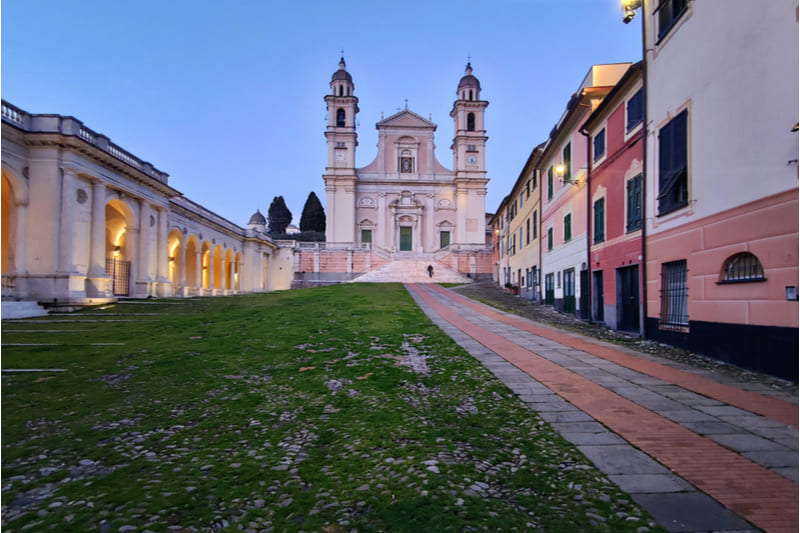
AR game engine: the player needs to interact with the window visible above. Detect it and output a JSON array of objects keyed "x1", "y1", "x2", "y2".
[
  {"x1": 467, "y1": 144, "x2": 476, "y2": 151},
  {"x1": 532, "y1": 210, "x2": 538, "y2": 239},
  {"x1": 467, "y1": 113, "x2": 475, "y2": 131},
  {"x1": 547, "y1": 167, "x2": 554, "y2": 201},
  {"x1": 440, "y1": 231, "x2": 451, "y2": 249},
  {"x1": 557, "y1": 271, "x2": 561, "y2": 289},
  {"x1": 563, "y1": 213, "x2": 572, "y2": 242},
  {"x1": 720, "y1": 253, "x2": 766, "y2": 283},
  {"x1": 658, "y1": 109, "x2": 688, "y2": 215},
  {"x1": 660, "y1": 260, "x2": 688, "y2": 330},
  {"x1": 657, "y1": 0, "x2": 688, "y2": 40},
  {"x1": 336, "y1": 108, "x2": 346, "y2": 127},
  {"x1": 562, "y1": 142, "x2": 572, "y2": 182},
  {"x1": 525, "y1": 180, "x2": 530, "y2": 199},
  {"x1": 593, "y1": 198, "x2": 605, "y2": 243},
  {"x1": 399, "y1": 157, "x2": 414, "y2": 173},
  {"x1": 547, "y1": 227, "x2": 553, "y2": 251},
  {"x1": 526, "y1": 218, "x2": 530, "y2": 245},
  {"x1": 519, "y1": 193, "x2": 524, "y2": 209},
  {"x1": 593, "y1": 129, "x2": 606, "y2": 162},
  {"x1": 532, "y1": 173, "x2": 537, "y2": 189},
  {"x1": 361, "y1": 229, "x2": 372, "y2": 244},
  {"x1": 519, "y1": 269, "x2": 524, "y2": 287},
  {"x1": 626, "y1": 174, "x2": 643, "y2": 232},
  {"x1": 627, "y1": 88, "x2": 644, "y2": 132}
]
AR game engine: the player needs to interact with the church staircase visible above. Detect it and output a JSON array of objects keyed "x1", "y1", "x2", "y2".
[{"x1": 350, "y1": 259, "x2": 473, "y2": 284}]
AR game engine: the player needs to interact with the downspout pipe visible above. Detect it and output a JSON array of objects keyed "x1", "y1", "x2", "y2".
[
  {"x1": 579, "y1": 127, "x2": 592, "y2": 323},
  {"x1": 639, "y1": 4, "x2": 649, "y2": 339}
]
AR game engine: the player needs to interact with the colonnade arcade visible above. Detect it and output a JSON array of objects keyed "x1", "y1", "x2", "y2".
[{"x1": 167, "y1": 229, "x2": 242, "y2": 296}]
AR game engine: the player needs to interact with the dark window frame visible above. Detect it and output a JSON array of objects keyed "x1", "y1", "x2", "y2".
[
  {"x1": 657, "y1": 109, "x2": 689, "y2": 216},
  {"x1": 718, "y1": 252, "x2": 766, "y2": 284},
  {"x1": 593, "y1": 129, "x2": 606, "y2": 162},
  {"x1": 659, "y1": 259, "x2": 689, "y2": 330},
  {"x1": 626, "y1": 88, "x2": 644, "y2": 132},
  {"x1": 593, "y1": 198, "x2": 605, "y2": 244},
  {"x1": 563, "y1": 213, "x2": 572, "y2": 243},
  {"x1": 626, "y1": 174, "x2": 643, "y2": 232},
  {"x1": 656, "y1": 0, "x2": 688, "y2": 41}
]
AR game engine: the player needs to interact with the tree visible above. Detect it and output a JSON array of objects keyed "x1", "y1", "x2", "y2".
[
  {"x1": 267, "y1": 196, "x2": 292, "y2": 235},
  {"x1": 299, "y1": 191, "x2": 326, "y2": 233}
]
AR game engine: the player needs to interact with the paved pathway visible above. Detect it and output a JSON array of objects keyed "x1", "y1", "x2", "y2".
[{"x1": 406, "y1": 283, "x2": 799, "y2": 533}]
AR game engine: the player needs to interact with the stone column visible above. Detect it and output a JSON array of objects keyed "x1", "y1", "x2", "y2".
[
  {"x1": 58, "y1": 168, "x2": 77, "y2": 278},
  {"x1": 377, "y1": 192, "x2": 387, "y2": 250},
  {"x1": 86, "y1": 180, "x2": 109, "y2": 297},
  {"x1": 179, "y1": 245, "x2": 187, "y2": 286},
  {"x1": 426, "y1": 193, "x2": 434, "y2": 252},
  {"x1": 207, "y1": 247, "x2": 215, "y2": 292},
  {"x1": 156, "y1": 207, "x2": 170, "y2": 296},
  {"x1": 137, "y1": 202, "x2": 151, "y2": 297},
  {"x1": 126, "y1": 212, "x2": 138, "y2": 298},
  {"x1": 195, "y1": 250, "x2": 202, "y2": 291}
]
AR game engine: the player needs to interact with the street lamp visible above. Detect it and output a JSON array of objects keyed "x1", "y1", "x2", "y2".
[{"x1": 622, "y1": 0, "x2": 642, "y2": 24}]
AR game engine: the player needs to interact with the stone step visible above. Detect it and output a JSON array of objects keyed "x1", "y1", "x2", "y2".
[
  {"x1": 351, "y1": 260, "x2": 472, "y2": 284},
  {"x1": 2, "y1": 301, "x2": 50, "y2": 319}
]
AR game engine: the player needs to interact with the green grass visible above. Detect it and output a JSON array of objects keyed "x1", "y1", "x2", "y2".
[{"x1": 2, "y1": 284, "x2": 661, "y2": 532}]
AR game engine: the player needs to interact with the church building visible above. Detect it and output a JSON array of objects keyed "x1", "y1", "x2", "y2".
[{"x1": 323, "y1": 58, "x2": 490, "y2": 257}]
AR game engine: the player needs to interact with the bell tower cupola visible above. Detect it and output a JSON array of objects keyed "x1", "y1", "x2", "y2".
[{"x1": 450, "y1": 62, "x2": 488, "y2": 178}]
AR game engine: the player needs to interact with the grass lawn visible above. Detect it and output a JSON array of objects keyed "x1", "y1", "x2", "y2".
[{"x1": 2, "y1": 284, "x2": 661, "y2": 532}]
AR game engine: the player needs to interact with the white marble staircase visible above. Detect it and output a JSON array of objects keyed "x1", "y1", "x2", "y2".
[
  {"x1": 351, "y1": 259, "x2": 473, "y2": 284},
  {"x1": 1, "y1": 301, "x2": 49, "y2": 319}
]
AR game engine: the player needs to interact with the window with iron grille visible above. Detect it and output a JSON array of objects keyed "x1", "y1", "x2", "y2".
[
  {"x1": 658, "y1": 109, "x2": 688, "y2": 215},
  {"x1": 626, "y1": 88, "x2": 644, "y2": 132},
  {"x1": 593, "y1": 198, "x2": 605, "y2": 243},
  {"x1": 659, "y1": 260, "x2": 688, "y2": 330},
  {"x1": 656, "y1": 0, "x2": 688, "y2": 40},
  {"x1": 563, "y1": 213, "x2": 572, "y2": 243},
  {"x1": 719, "y1": 252, "x2": 766, "y2": 283},
  {"x1": 627, "y1": 174, "x2": 643, "y2": 232},
  {"x1": 593, "y1": 129, "x2": 606, "y2": 162}
]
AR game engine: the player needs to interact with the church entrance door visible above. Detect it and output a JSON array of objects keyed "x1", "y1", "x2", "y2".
[{"x1": 400, "y1": 227, "x2": 413, "y2": 251}]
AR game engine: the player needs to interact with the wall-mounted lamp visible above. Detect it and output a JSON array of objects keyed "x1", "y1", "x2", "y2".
[
  {"x1": 622, "y1": 0, "x2": 642, "y2": 24},
  {"x1": 168, "y1": 256, "x2": 175, "y2": 263},
  {"x1": 555, "y1": 163, "x2": 578, "y2": 185}
]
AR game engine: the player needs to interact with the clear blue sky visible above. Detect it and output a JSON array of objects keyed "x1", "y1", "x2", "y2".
[{"x1": 2, "y1": 0, "x2": 641, "y2": 226}]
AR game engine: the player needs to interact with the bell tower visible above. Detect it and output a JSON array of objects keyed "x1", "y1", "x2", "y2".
[
  {"x1": 323, "y1": 57, "x2": 359, "y2": 242},
  {"x1": 450, "y1": 62, "x2": 489, "y2": 245}
]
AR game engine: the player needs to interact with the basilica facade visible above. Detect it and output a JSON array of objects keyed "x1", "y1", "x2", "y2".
[{"x1": 323, "y1": 59, "x2": 490, "y2": 255}]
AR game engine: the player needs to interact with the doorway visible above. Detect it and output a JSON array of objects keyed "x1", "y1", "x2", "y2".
[
  {"x1": 400, "y1": 226, "x2": 412, "y2": 251},
  {"x1": 618, "y1": 265, "x2": 640, "y2": 332},
  {"x1": 563, "y1": 268, "x2": 576, "y2": 314}
]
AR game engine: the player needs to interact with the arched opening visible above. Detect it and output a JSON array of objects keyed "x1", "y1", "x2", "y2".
[
  {"x1": 234, "y1": 251, "x2": 242, "y2": 291},
  {"x1": 336, "y1": 108, "x2": 346, "y2": 127},
  {"x1": 213, "y1": 244, "x2": 223, "y2": 289},
  {"x1": 2, "y1": 173, "x2": 18, "y2": 279},
  {"x1": 467, "y1": 112, "x2": 475, "y2": 131},
  {"x1": 339, "y1": 85, "x2": 343, "y2": 97},
  {"x1": 224, "y1": 248, "x2": 233, "y2": 290},
  {"x1": 201, "y1": 241, "x2": 212, "y2": 289},
  {"x1": 469, "y1": 90, "x2": 473, "y2": 101},
  {"x1": 168, "y1": 229, "x2": 183, "y2": 290},
  {"x1": 720, "y1": 252, "x2": 766, "y2": 283},
  {"x1": 185, "y1": 236, "x2": 199, "y2": 288},
  {"x1": 105, "y1": 199, "x2": 135, "y2": 296}
]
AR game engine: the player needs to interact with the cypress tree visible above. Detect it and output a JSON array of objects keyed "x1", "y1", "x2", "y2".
[
  {"x1": 267, "y1": 196, "x2": 292, "y2": 235},
  {"x1": 299, "y1": 191, "x2": 326, "y2": 233}
]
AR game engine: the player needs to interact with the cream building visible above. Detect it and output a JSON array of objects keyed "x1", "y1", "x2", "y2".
[
  {"x1": 1, "y1": 101, "x2": 291, "y2": 311},
  {"x1": 324, "y1": 59, "x2": 489, "y2": 256}
]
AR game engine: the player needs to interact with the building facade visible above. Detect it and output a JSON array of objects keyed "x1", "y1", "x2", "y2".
[
  {"x1": 297, "y1": 59, "x2": 492, "y2": 283},
  {"x1": 1, "y1": 101, "x2": 291, "y2": 309},
  {"x1": 540, "y1": 64, "x2": 631, "y2": 316},
  {"x1": 581, "y1": 63, "x2": 645, "y2": 333},
  {"x1": 640, "y1": 0, "x2": 798, "y2": 378}
]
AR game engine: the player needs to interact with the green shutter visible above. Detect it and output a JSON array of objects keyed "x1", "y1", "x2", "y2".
[
  {"x1": 594, "y1": 199, "x2": 605, "y2": 243},
  {"x1": 564, "y1": 214, "x2": 572, "y2": 242}
]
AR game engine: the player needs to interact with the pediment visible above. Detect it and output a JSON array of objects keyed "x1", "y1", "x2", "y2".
[{"x1": 377, "y1": 109, "x2": 436, "y2": 130}]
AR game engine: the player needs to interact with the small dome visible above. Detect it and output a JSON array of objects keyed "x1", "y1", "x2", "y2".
[
  {"x1": 458, "y1": 62, "x2": 481, "y2": 90},
  {"x1": 331, "y1": 57, "x2": 353, "y2": 83},
  {"x1": 248, "y1": 209, "x2": 266, "y2": 226}
]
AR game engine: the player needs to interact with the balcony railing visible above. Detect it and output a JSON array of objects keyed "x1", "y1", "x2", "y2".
[{"x1": 2, "y1": 99, "x2": 169, "y2": 184}]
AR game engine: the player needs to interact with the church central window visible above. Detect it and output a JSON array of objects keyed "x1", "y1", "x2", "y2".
[
  {"x1": 467, "y1": 113, "x2": 475, "y2": 131},
  {"x1": 336, "y1": 108, "x2": 346, "y2": 127}
]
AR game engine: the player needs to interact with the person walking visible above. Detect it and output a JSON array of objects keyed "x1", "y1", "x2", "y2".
[{"x1": 427, "y1": 264, "x2": 434, "y2": 278}]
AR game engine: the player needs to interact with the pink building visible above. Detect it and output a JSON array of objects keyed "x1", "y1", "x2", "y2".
[{"x1": 581, "y1": 63, "x2": 645, "y2": 333}]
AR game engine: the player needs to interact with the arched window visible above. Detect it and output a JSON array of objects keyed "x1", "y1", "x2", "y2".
[
  {"x1": 467, "y1": 112, "x2": 475, "y2": 131},
  {"x1": 720, "y1": 252, "x2": 766, "y2": 283},
  {"x1": 336, "y1": 108, "x2": 346, "y2": 127}
]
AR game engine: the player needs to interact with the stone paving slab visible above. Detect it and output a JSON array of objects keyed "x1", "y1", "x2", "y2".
[
  {"x1": 406, "y1": 283, "x2": 799, "y2": 533},
  {"x1": 631, "y1": 493, "x2": 754, "y2": 532}
]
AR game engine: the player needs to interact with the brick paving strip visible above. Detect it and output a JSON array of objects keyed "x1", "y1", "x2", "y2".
[
  {"x1": 429, "y1": 284, "x2": 798, "y2": 429},
  {"x1": 406, "y1": 283, "x2": 798, "y2": 533}
]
